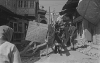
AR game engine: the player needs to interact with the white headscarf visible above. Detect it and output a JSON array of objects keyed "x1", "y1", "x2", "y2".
[{"x1": 0, "y1": 25, "x2": 13, "y2": 42}]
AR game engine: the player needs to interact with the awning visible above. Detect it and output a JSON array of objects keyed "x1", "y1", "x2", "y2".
[
  {"x1": 59, "y1": 8, "x2": 76, "y2": 15},
  {"x1": 77, "y1": 0, "x2": 100, "y2": 25},
  {"x1": 0, "y1": 5, "x2": 36, "y2": 20},
  {"x1": 62, "y1": 0, "x2": 79, "y2": 10},
  {"x1": 0, "y1": 5, "x2": 23, "y2": 18},
  {"x1": 0, "y1": 5, "x2": 14, "y2": 15}
]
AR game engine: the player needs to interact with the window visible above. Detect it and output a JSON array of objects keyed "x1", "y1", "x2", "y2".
[
  {"x1": 24, "y1": 1, "x2": 28, "y2": 8},
  {"x1": 25, "y1": 23, "x2": 28, "y2": 31},
  {"x1": 13, "y1": 33, "x2": 22, "y2": 41},
  {"x1": 9, "y1": 22, "x2": 13, "y2": 29},
  {"x1": 20, "y1": 1, "x2": 23, "y2": 7},
  {"x1": 9, "y1": 22, "x2": 23, "y2": 32},
  {"x1": 30, "y1": 1, "x2": 34, "y2": 8},
  {"x1": 13, "y1": 4, "x2": 16, "y2": 8},
  {"x1": 18, "y1": 1, "x2": 20, "y2": 7},
  {"x1": 14, "y1": 23, "x2": 18, "y2": 32},
  {"x1": 18, "y1": 1, "x2": 23, "y2": 8},
  {"x1": 25, "y1": 23, "x2": 28, "y2": 36},
  {"x1": 18, "y1": 22, "x2": 22, "y2": 32},
  {"x1": 9, "y1": 22, "x2": 24, "y2": 42},
  {"x1": 6, "y1": 0, "x2": 9, "y2": 6}
]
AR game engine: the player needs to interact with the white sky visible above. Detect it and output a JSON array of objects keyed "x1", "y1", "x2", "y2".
[{"x1": 39, "y1": 0, "x2": 67, "y2": 13}]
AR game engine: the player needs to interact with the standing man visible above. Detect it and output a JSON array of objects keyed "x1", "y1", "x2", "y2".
[{"x1": 68, "y1": 22, "x2": 77, "y2": 50}]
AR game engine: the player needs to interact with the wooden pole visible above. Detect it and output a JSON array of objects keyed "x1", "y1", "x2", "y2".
[{"x1": 49, "y1": 6, "x2": 50, "y2": 24}]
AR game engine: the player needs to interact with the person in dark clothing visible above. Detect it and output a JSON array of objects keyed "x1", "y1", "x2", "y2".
[
  {"x1": 68, "y1": 25, "x2": 77, "y2": 50},
  {"x1": 54, "y1": 22, "x2": 70, "y2": 56},
  {"x1": 54, "y1": 31, "x2": 67, "y2": 54},
  {"x1": 54, "y1": 23, "x2": 62, "y2": 54},
  {"x1": 63, "y1": 25, "x2": 70, "y2": 47}
]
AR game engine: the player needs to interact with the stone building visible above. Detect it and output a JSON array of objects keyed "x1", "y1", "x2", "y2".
[{"x1": 0, "y1": 0, "x2": 39, "y2": 43}]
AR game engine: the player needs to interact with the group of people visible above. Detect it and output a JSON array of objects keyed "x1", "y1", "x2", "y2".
[
  {"x1": 0, "y1": 14, "x2": 77, "y2": 63},
  {"x1": 49, "y1": 14, "x2": 77, "y2": 55}
]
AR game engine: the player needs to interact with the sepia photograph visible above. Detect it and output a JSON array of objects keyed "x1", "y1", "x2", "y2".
[{"x1": 0, "y1": 0, "x2": 100, "y2": 63}]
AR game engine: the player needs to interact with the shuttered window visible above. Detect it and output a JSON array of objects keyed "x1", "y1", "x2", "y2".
[
  {"x1": 30, "y1": 1, "x2": 34, "y2": 8},
  {"x1": 18, "y1": 1, "x2": 23, "y2": 8},
  {"x1": 24, "y1": 1, "x2": 28, "y2": 8}
]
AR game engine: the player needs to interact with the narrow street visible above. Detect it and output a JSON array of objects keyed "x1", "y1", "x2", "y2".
[
  {"x1": 34, "y1": 50, "x2": 99, "y2": 63},
  {"x1": 21, "y1": 46, "x2": 100, "y2": 63},
  {"x1": 0, "y1": 0, "x2": 100, "y2": 63}
]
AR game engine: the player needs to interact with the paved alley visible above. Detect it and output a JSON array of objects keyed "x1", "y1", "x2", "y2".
[{"x1": 34, "y1": 51, "x2": 99, "y2": 63}]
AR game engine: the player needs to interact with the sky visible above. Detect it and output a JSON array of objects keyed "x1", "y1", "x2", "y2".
[{"x1": 39, "y1": 0, "x2": 67, "y2": 13}]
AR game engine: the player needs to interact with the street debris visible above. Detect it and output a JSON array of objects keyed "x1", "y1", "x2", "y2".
[{"x1": 77, "y1": 43, "x2": 100, "y2": 59}]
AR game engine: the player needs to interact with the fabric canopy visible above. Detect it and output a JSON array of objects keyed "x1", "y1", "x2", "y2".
[
  {"x1": 77, "y1": 0, "x2": 100, "y2": 25},
  {"x1": 62, "y1": 0, "x2": 79, "y2": 10}
]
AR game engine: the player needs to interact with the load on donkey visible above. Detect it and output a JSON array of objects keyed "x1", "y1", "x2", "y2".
[
  {"x1": 20, "y1": 21, "x2": 55, "y2": 58},
  {"x1": 20, "y1": 18, "x2": 70, "y2": 58}
]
